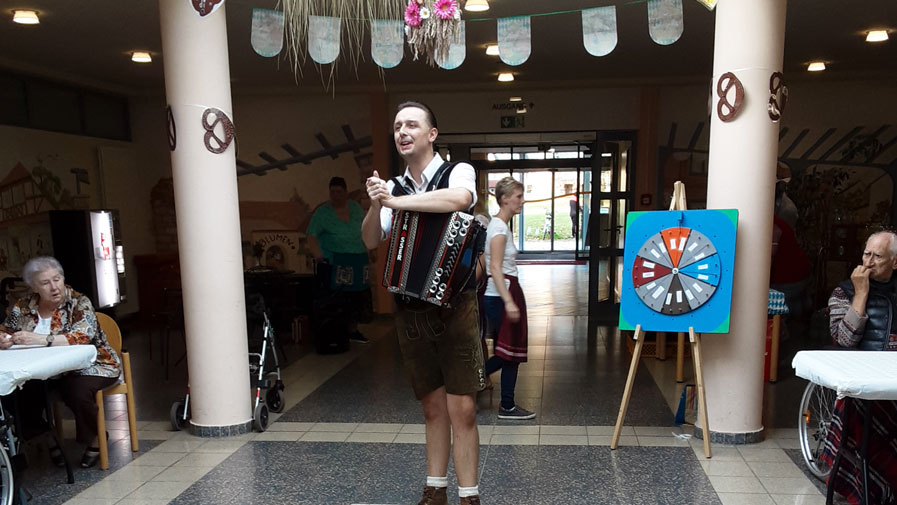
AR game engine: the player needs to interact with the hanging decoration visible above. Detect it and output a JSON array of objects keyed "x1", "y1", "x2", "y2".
[
  {"x1": 405, "y1": 0, "x2": 463, "y2": 66},
  {"x1": 436, "y1": 20, "x2": 466, "y2": 69},
  {"x1": 371, "y1": 19, "x2": 404, "y2": 68},
  {"x1": 716, "y1": 72, "x2": 744, "y2": 123},
  {"x1": 767, "y1": 72, "x2": 788, "y2": 122},
  {"x1": 497, "y1": 16, "x2": 531, "y2": 66},
  {"x1": 201, "y1": 108, "x2": 236, "y2": 155},
  {"x1": 647, "y1": 0, "x2": 684, "y2": 46},
  {"x1": 190, "y1": 0, "x2": 224, "y2": 17},
  {"x1": 251, "y1": 8, "x2": 285, "y2": 58},
  {"x1": 308, "y1": 16, "x2": 341, "y2": 64},
  {"x1": 582, "y1": 6, "x2": 617, "y2": 57}
]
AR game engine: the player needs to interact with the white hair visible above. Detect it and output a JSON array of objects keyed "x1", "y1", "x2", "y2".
[
  {"x1": 22, "y1": 256, "x2": 65, "y2": 289},
  {"x1": 867, "y1": 231, "x2": 897, "y2": 258}
]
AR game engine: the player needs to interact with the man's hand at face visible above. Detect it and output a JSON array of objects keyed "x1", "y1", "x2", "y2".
[{"x1": 851, "y1": 265, "x2": 871, "y2": 296}]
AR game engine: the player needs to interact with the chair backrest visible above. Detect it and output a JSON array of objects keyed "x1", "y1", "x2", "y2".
[{"x1": 96, "y1": 313, "x2": 123, "y2": 354}]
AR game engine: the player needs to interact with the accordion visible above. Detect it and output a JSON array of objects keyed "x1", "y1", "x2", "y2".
[{"x1": 383, "y1": 210, "x2": 486, "y2": 307}]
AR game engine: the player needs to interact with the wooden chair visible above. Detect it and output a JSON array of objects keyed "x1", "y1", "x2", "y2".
[{"x1": 95, "y1": 313, "x2": 139, "y2": 470}]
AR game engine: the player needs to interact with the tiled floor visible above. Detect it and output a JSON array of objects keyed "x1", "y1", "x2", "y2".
[{"x1": 11, "y1": 264, "x2": 842, "y2": 504}]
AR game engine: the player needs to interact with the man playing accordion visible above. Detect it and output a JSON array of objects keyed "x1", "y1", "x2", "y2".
[{"x1": 362, "y1": 102, "x2": 485, "y2": 505}]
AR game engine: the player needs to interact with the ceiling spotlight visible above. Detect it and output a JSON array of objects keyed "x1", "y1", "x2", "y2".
[
  {"x1": 465, "y1": 0, "x2": 489, "y2": 12},
  {"x1": 516, "y1": 107, "x2": 527, "y2": 114},
  {"x1": 509, "y1": 96, "x2": 522, "y2": 102},
  {"x1": 866, "y1": 30, "x2": 889, "y2": 43},
  {"x1": 12, "y1": 10, "x2": 39, "y2": 25},
  {"x1": 807, "y1": 61, "x2": 826, "y2": 72},
  {"x1": 131, "y1": 51, "x2": 153, "y2": 63},
  {"x1": 497, "y1": 72, "x2": 514, "y2": 82},
  {"x1": 485, "y1": 44, "x2": 499, "y2": 56}
]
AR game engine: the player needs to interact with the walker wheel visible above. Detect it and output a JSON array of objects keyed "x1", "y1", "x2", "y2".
[
  {"x1": 253, "y1": 403, "x2": 269, "y2": 432},
  {"x1": 170, "y1": 401, "x2": 189, "y2": 431},
  {"x1": 266, "y1": 388, "x2": 285, "y2": 413}
]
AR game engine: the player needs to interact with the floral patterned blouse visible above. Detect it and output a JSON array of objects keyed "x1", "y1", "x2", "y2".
[{"x1": 1, "y1": 286, "x2": 121, "y2": 379}]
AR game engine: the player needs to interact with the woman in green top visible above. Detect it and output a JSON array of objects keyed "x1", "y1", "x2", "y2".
[{"x1": 306, "y1": 177, "x2": 371, "y2": 343}]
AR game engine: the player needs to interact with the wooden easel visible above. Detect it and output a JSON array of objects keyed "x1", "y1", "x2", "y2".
[{"x1": 610, "y1": 181, "x2": 712, "y2": 458}]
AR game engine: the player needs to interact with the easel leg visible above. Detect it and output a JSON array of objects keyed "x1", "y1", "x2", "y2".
[
  {"x1": 657, "y1": 332, "x2": 667, "y2": 360},
  {"x1": 676, "y1": 332, "x2": 685, "y2": 383},
  {"x1": 690, "y1": 328, "x2": 712, "y2": 459},
  {"x1": 611, "y1": 325, "x2": 643, "y2": 450},
  {"x1": 769, "y1": 315, "x2": 780, "y2": 383}
]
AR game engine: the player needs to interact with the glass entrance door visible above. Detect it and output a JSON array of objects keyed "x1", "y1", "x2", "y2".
[{"x1": 588, "y1": 134, "x2": 635, "y2": 327}]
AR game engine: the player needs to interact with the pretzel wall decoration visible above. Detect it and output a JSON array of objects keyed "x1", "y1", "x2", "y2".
[
  {"x1": 716, "y1": 72, "x2": 744, "y2": 123},
  {"x1": 201, "y1": 107, "x2": 236, "y2": 154},
  {"x1": 167, "y1": 106, "x2": 177, "y2": 151},
  {"x1": 192, "y1": 0, "x2": 223, "y2": 17},
  {"x1": 767, "y1": 72, "x2": 788, "y2": 122}
]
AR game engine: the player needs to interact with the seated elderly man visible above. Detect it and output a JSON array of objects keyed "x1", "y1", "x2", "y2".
[
  {"x1": 0, "y1": 256, "x2": 121, "y2": 468},
  {"x1": 822, "y1": 231, "x2": 897, "y2": 505}
]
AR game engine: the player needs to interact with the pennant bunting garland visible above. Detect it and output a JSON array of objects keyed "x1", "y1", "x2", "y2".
[
  {"x1": 251, "y1": 9, "x2": 285, "y2": 58},
  {"x1": 497, "y1": 16, "x2": 531, "y2": 66},
  {"x1": 308, "y1": 15, "x2": 341, "y2": 64},
  {"x1": 582, "y1": 6, "x2": 617, "y2": 57},
  {"x1": 647, "y1": 0, "x2": 684, "y2": 46},
  {"x1": 436, "y1": 21, "x2": 466, "y2": 70},
  {"x1": 371, "y1": 19, "x2": 404, "y2": 68}
]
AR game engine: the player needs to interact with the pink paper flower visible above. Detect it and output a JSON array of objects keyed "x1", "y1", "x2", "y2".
[
  {"x1": 405, "y1": 0, "x2": 421, "y2": 27},
  {"x1": 433, "y1": 0, "x2": 458, "y2": 20}
]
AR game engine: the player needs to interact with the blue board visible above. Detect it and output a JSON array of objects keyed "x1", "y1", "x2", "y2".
[{"x1": 619, "y1": 209, "x2": 738, "y2": 333}]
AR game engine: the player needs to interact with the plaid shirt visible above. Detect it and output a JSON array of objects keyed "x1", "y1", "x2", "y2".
[{"x1": 1, "y1": 286, "x2": 121, "y2": 379}]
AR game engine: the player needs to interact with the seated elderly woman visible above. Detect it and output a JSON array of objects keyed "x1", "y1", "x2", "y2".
[{"x1": 0, "y1": 256, "x2": 121, "y2": 468}]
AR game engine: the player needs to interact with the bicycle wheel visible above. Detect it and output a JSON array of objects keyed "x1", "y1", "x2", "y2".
[
  {"x1": 797, "y1": 382, "x2": 836, "y2": 481},
  {"x1": 0, "y1": 446, "x2": 13, "y2": 505}
]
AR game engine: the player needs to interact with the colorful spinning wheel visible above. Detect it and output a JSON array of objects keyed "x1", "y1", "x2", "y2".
[
  {"x1": 631, "y1": 228, "x2": 721, "y2": 315},
  {"x1": 619, "y1": 210, "x2": 738, "y2": 333}
]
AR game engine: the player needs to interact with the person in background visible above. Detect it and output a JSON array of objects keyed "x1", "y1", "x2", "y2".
[
  {"x1": 0, "y1": 256, "x2": 121, "y2": 468},
  {"x1": 821, "y1": 230, "x2": 897, "y2": 504},
  {"x1": 307, "y1": 176, "x2": 371, "y2": 344},
  {"x1": 482, "y1": 177, "x2": 534, "y2": 421}
]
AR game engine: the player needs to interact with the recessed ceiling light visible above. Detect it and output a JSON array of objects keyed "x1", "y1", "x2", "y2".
[
  {"x1": 498, "y1": 72, "x2": 514, "y2": 82},
  {"x1": 509, "y1": 96, "x2": 522, "y2": 102},
  {"x1": 131, "y1": 51, "x2": 153, "y2": 63},
  {"x1": 465, "y1": 0, "x2": 489, "y2": 12},
  {"x1": 866, "y1": 30, "x2": 889, "y2": 43},
  {"x1": 485, "y1": 44, "x2": 499, "y2": 56},
  {"x1": 807, "y1": 61, "x2": 826, "y2": 72},
  {"x1": 516, "y1": 107, "x2": 527, "y2": 114},
  {"x1": 13, "y1": 10, "x2": 39, "y2": 25},
  {"x1": 601, "y1": 153, "x2": 613, "y2": 158}
]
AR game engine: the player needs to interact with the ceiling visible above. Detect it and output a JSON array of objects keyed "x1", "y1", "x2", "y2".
[{"x1": 1, "y1": 0, "x2": 895, "y2": 95}]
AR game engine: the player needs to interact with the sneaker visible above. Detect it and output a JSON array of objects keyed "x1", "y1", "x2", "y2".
[
  {"x1": 459, "y1": 496, "x2": 481, "y2": 505},
  {"x1": 498, "y1": 405, "x2": 536, "y2": 420},
  {"x1": 417, "y1": 486, "x2": 448, "y2": 505},
  {"x1": 349, "y1": 331, "x2": 370, "y2": 344}
]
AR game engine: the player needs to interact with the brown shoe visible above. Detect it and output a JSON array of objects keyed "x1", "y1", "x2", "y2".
[
  {"x1": 417, "y1": 486, "x2": 448, "y2": 505},
  {"x1": 459, "y1": 496, "x2": 481, "y2": 505}
]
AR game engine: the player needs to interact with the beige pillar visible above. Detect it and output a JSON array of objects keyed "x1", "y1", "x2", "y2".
[
  {"x1": 702, "y1": 0, "x2": 786, "y2": 442},
  {"x1": 159, "y1": 0, "x2": 252, "y2": 434}
]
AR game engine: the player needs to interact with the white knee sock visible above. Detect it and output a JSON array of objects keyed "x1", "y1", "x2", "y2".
[
  {"x1": 458, "y1": 485, "x2": 479, "y2": 498},
  {"x1": 427, "y1": 476, "x2": 448, "y2": 488}
]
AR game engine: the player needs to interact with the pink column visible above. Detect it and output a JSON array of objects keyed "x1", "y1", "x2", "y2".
[
  {"x1": 702, "y1": 0, "x2": 787, "y2": 443},
  {"x1": 159, "y1": 0, "x2": 251, "y2": 435}
]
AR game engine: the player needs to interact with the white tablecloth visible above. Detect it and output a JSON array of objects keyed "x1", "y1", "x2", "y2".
[
  {"x1": 0, "y1": 345, "x2": 98, "y2": 396},
  {"x1": 792, "y1": 350, "x2": 897, "y2": 401}
]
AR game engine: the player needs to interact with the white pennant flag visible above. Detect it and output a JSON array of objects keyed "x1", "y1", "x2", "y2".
[
  {"x1": 582, "y1": 6, "x2": 617, "y2": 57},
  {"x1": 498, "y1": 16, "x2": 531, "y2": 66},
  {"x1": 371, "y1": 19, "x2": 404, "y2": 69},
  {"x1": 251, "y1": 8, "x2": 284, "y2": 58},
  {"x1": 647, "y1": 0, "x2": 684, "y2": 46},
  {"x1": 309, "y1": 15, "x2": 341, "y2": 64},
  {"x1": 436, "y1": 21, "x2": 466, "y2": 70}
]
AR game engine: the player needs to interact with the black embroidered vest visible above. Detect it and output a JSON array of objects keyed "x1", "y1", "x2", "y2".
[{"x1": 838, "y1": 277, "x2": 897, "y2": 351}]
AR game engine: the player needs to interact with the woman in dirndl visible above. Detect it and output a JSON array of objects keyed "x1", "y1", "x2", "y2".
[{"x1": 482, "y1": 176, "x2": 534, "y2": 420}]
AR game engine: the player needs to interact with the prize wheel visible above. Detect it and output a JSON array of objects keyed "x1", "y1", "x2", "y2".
[{"x1": 631, "y1": 227, "x2": 722, "y2": 315}]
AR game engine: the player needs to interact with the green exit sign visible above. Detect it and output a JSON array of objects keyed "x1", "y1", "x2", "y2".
[{"x1": 500, "y1": 115, "x2": 525, "y2": 129}]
